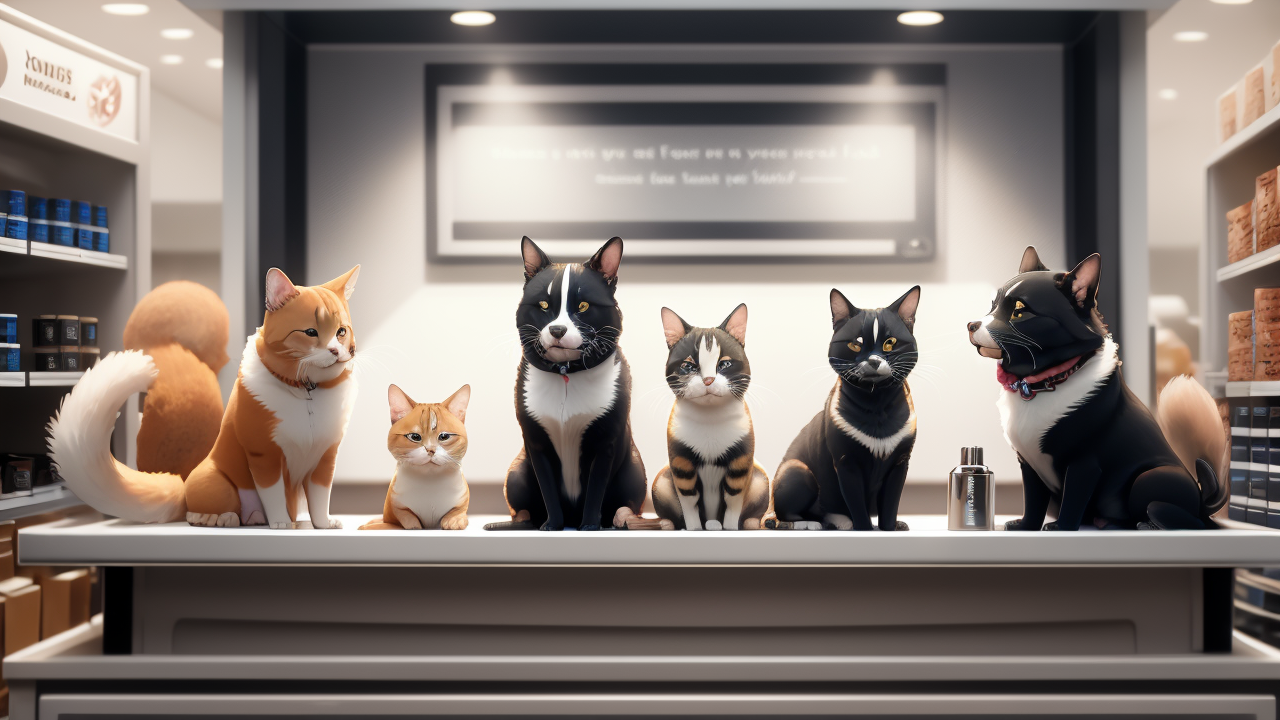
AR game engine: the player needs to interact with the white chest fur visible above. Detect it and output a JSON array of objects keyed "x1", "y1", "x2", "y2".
[
  {"x1": 391, "y1": 466, "x2": 467, "y2": 528},
  {"x1": 239, "y1": 335, "x2": 357, "y2": 485},
  {"x1": 827, "y1": 387, "x2": 916, "y2": 460},
  {"x1": 997, "y1": 337, "x2": 1119, "y2": 492},
  {"x1": 522, "y1": 356, "x2": 621, "y2": 501},
  {"x1": 670, "y1": 400, "x2": 751, "y2": 462}
]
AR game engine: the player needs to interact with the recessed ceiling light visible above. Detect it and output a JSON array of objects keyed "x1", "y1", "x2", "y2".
[
  {"x1": 897, "y1": 11, "x2": 943, "y2": 26},
  {"x1": 450, "y1": 10, "x2": 495, "y2": 26},
  {"x1": 1210, "y1": 0, "x2": 1252, "y2": 4},
  {"x1": 160, "y1": 55, "x2": 183, "y2": 65},
  {"x1": 101, "y1": 3, "x2": 149, "y2": 15},
  {"x1": 206, "y1": 58, "x2": 223, "y2": 69},
  {"x1": 1158, "y1": 88, "x2": 1178, "y2": 100},
  {"x1": 1174, "y1": 30, "x2": 1208, "y2": 42},
  {"x1": 161, "y1": 28, "x2": 193, "y2": 40}
]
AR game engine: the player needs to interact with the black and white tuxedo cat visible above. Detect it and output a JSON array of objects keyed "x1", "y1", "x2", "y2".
[
  {"x1": 486, "y1": 236, "x2": 647, "y2": 531},
  {"x1": 968, "y1": 247, "x2": 1227, "y2": 530},
  {"x1": 651, "y1": 305, "x2": 771, "y2": 530},
  {"x1": 767, "y1": 287, "x2": 921, "y2": 531}
]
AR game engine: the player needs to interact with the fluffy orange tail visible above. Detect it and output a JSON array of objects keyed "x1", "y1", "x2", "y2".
[
  {"x1": 1157, "y1": 375, "x2": 1229, "y2": 514},
  {"x1": 47, "y1": 351, "x2": 187, "y2": 523}
]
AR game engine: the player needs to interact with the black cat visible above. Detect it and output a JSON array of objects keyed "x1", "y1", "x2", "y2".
[
  {"x1": 485, "y1": 236, "x2": 647, "y2": 531},
  {"x1": 968, "y1": 247, "x2": 1226, "y2": 530},
  {"x1": 767, "y1": 287, "x2": 921, "y2": 531}
]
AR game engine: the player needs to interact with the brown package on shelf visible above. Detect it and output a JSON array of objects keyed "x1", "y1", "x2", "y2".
[
  {"x1": 1258, "y1": 168, "x2": 1280, "y2": 252},
  {"x1": 1245, "y1": 65, "x2": 1268, "y2": 127},
  {"x1": 0, "y1": 521, "x2": 15, "y2": 581},
  {"x1": 35, "y1": 570, "x2": 77, "y2": 639},
  {"x1": 61, "y1": 569, "x2": 91, "y2": 627},
  {"x1": 1221, "y1": 82, "x2": 1241, "y2": 142},
  {"x1": 1229, "y1": 199, "x2": 1257, "y2": 262},
  {"x1": 1229, "y1": 310, "x2": 1255, "y2": 381},
  {"x1": 0, "y1": 576, "x2": 41, "y2": 655},
  {"x1": 1272, "y1": 41, "x2": 1280, "y2": 111},
  {"x1": 1257, "y1": 289, "x2": 1280, "y2": 381}
]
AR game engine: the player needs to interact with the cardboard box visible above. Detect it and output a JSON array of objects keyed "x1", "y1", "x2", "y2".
[
  {"x1": 35, "y1": 571, "x2": 72, "y2": 639},
  {"x1": 61, "y1": 569, "x2": 91, "y2": 627},
  {"x1": 0, "y1": 577, "x2": 40, "y2": 655},
  {"x1": 1229, "y1": 199, "x2": 1256, "y2": 262},
  {"x1": 1271, "y1": 41, "x2": 1280, "y2": 112},
  {"x1": 0, "y1": 521, "x2": 15, "y2": 582},
  {"x1": 1221, "y1": 82, "x2": 1242, "y2": 142},
  {"x1": 1259, "y1": 169, "x2": 1280, "y2": 253},
  {"x1": 1256, "y1": 289, "x2": 1280, "y2": 381},
  {"x1": 1230, "y1": 310, "x2": 1256, "y2": 381},
  {"x1": 1245, "y1": 64, "x2": 1268, "y2": 127}
]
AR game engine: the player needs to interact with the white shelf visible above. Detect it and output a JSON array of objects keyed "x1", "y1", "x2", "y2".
[
  {"x1": 1219, "y1": 243, "x2": 1280, "y2": 282},
  {"x1": 1209, "y1": 101, "x2": 1280, "y2": 170},
  {"x1": 18, "y1": 513, "x2": 1280, "y2": 568},
  {"x1": 27, "y1": 371, "x2": 82, "y2": 387},
  {"x1": 0, "y1": 371, "x2": 24, "y2": 387},
  {"x1": 0, "y1": 485, "x2": 81, "y2": 521},
  {"x1": 1226, "y1": 381, "x2": 1280, "y2": 397},
  {"x1": 0, "y1": 236, "x2": 25, "y2": 255},
  {"x1": 27, "y1": 242, "x2": 127, "y2": 270}
]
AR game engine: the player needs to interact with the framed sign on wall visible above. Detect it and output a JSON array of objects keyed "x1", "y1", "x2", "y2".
[{"x1": 427, "y1": 64, "x2": 944, "y2": 263}]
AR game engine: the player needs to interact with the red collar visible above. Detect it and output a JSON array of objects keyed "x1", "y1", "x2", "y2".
[{"x1": 996, "y1": 355, "x2": 1086, "y2": 400}]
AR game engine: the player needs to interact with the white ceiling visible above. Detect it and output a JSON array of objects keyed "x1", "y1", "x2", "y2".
[
  {"x1": 3, "y1": 0, "x2": 222, "y2": 122},
  {"x1": 1148, "y1": 0, "x2": 1280, "y2": 249}
]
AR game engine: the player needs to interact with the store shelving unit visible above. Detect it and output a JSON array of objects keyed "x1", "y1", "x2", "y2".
[
  {"x1": 1201, "y1": 99, "x2": 1280, "y2": 388},
  {"x1": 0, "y1": 5, "x2": 150, "y2": 520}
]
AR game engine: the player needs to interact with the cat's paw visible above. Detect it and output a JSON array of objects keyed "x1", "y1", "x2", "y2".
[
  {"x1": 440, "y1": 514, "x2": 468, "y2": 531},
  {"x1": 762, "y1": 514, "x2": 778, "y2": 529},
  {"x1": 1004, "y1": 518, "x2": 1038, "y2": 531},
  {"x1": 187, "y1": 511, "x2": 239, "y2": 528},
  {"x1": 823, "y1": 514, "x2": 854, "y2": 531},
  {"x1": 742, "y1": 518, "x2": 761, "y2": 530},
  {"x1": 1041, "y1": 522, "x2": 1075, "y2": 531},
  {"x1": 577, "y1": 523, "x2": 602, "y2": 531},
  {"x1": 243, "y1": 510, "x2": 266, "y2": 526},
  {"x1": 612, "y1": 507, "x2": 636, "y2": 528},
  {"x1": 540, "y1": 519, "x2": 564, "y2": 531},
  {"x1": 704, "y1": 520, "x2": 723, "y2": 531},
  {"x1": 317, "y1": 517, "x2": 343, "y2": 530},
  {"x1": 269, "y1": 520, "x2": 293, "y2": 530},
  {"x1": 1136, "y1": 521, "x2": 1159, "y2": 531},
  {"x1": 894, "y1": 520, "x2": 910, "y2": 531},
  {"x1": 400, "y1": 516, "x2": 423, "y2": 530}
]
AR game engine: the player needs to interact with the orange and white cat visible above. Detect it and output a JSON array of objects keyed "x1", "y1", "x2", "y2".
[
  {"x1": 49, "y1": 266, "x2": 361, "y2": 529},
  {"x1": 360, "y1": 384, "x2": 470, "y2": 531}
]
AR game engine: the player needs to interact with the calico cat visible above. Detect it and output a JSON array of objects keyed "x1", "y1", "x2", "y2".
[
  {"x1": 49, "y1": 266, "x2": 361, "y2": 529},
  {"x1": 767, "y1": 287, "x2": 921, "y2": 531},
  {"x1": 360, "y1": 384, "x2": 471, "y2": 531},
  {"x1": 487, "y1": 236, "x2": 647, "y2": 531},
  {"x1": 651, "y1": 304, "x2": 770, "y2": 530}
]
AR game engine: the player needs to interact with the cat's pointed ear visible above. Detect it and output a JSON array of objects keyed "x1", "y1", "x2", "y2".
[
  {"x1": 660, "y1": 307, "x2": 691, "y2": 349},
  {"x1": 322, "y1": 265, "x2": 360, "y2": 301},
  {"x1": 830, "y1": 289, "x2": 858, "y2": 330},
  {"x1": 1019, "y1": 246, "x2": 1048, "y2": 274},
  {"x1": 521, "y1": 236, "x2": 551, "y2": 282},
  {"x1": 388, "y1": 384, "x2": 416, "y2": 424},
  {"x1": 719, "y1": 303, "x2": 748, "y2": 346},
  {"x1": 1060, "y1": 253, "x2": 1101, "y2": 310},
  {"x1": 264, "y1": 268, "x2": 300, "y2": 312},
  {"x1": 889, "y1": 286, "x2": 921, "y2": 331},
  {"x1": 444, "y1": 384, "x2": 471, "y2": 424},
  {"x1": 587, "y1": 236, "x2": 623, "y2": 283}
]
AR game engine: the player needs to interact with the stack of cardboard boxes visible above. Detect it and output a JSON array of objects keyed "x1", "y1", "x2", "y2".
[
  {"x1": 1226, "y1": 168, "x2": 1280, "y2": 265},
  {"x1": 1218, "y1": 39, "x2": 1280, "y2": 144}
]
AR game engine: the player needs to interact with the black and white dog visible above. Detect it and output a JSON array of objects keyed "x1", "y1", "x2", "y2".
[
  {"x1": 487, "y1": 236, "x2": 647, "y2": 531},
  {"x1": 968, "y1": 247, "x2": 1227, "y2": 530},
  {"x1": 767, "y1": 287, "x2": 921, "y2": 531}
]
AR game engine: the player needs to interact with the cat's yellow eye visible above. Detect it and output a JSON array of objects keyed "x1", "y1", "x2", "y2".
[
  {"x1": 538, "y1": 301, "x2": 548, "y2": 310},
  {"x1": 883, "y1": 337, "x2": 897, "y2": 352},
  {"x1": 848, "y1": 342, "x2": 861, "y2": 353},
  {"x1": 578, "y1": 301, "x2": 589, "y2": 312},
  {"x1": 1012, "y1": 300, "x2": 1025, "y2": 320}
]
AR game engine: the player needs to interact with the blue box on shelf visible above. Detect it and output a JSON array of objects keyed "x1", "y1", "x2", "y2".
[
  {"x1": 0, "y1": 343, "x2": 16, "y2": 372},
  {"x1": 72, "y1": 201, "x2": 92, "y2": 250},
  {"x1": 4, "y1": 189, "x2": 26, "y2": 240},
  {"x1": 27, "y1": 196, "x2": 48, "y2": 243},
  {"x1": 51, "y1": 198, "x2": 73, "y2": 246},
  {"x1": 92, "y1": 204, "x2": 108, "y2": 253}
]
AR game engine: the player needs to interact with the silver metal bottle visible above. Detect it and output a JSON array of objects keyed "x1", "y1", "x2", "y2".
[{"x1": 948, "y1": 446, "x2": 994, "y2": 530}]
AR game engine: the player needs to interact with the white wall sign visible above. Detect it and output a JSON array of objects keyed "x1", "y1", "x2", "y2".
[{"x1": 0, "y1": 18, "x2": 138, "y2": 142}]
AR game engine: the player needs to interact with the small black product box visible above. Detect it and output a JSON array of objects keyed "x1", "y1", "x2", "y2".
[
  {"x1": 56, "y1": 315, "x2": 79, "y2": 345},
  {"x1": 1230, "y1": 402, "x2": 1250, "y2": 522},
  {"x1": 32, "y1": 315, "x2": 57, "y2": 347}
]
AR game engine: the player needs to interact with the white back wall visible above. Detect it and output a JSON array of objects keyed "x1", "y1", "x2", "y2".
[{"x1": 307, "y1": 45, "x2": 1065, "y2": 490}]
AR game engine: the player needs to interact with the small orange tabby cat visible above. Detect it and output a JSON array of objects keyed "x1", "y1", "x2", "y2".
[{"x1": 360, "y1": 384, "x2": 471, "y2": 531}]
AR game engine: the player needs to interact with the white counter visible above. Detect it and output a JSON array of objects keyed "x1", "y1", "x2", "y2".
[{"x1": 18, "y1": 514, "x2": 1280, "y2": 567}]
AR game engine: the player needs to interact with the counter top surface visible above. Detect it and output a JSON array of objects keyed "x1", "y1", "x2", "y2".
[{"x1": 18, "y1": 514, "x2": 1280, "y2": 567}]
